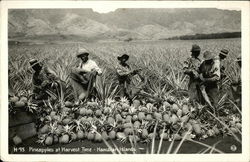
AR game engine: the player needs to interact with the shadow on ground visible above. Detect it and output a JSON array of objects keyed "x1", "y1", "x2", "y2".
[{"x1": 9, "y1": 134, "x2": 241, "y2": 154}]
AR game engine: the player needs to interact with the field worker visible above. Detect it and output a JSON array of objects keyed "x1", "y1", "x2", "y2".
[
  {"x1": 236, "y1": 56, "x2": 241, "y2": 68},
  {"x1": 183, "y1": 44, "x2": 202, "y2": 103},
  {"x1": 199, "y1": 51, "x2": 220, "y2": 109},
  {"x1": 70, "y1": 48, "x2": 102, "y2": 103},
  {"x1": 214, "y1": 49, "x2": 229, "y2": 90},
  {"x1": 218, "y1": 49, "x2": 229, "y2": 78},
  {"x1": 116, "y1": 54, "x2": 142, "y2": 99},
  {"x1": 231, "y1": 56, "x2": 241, "y2": 108},
  {"x1": 29, "y1": 59, "x2": 60, "y2": 102}
]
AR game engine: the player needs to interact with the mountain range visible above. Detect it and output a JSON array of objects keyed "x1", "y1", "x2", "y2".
[{"x1": 8, "y1": 8, "x2": 241, "y2": 41}]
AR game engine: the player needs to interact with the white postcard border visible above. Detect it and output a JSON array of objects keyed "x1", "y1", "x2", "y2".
[{"x1": 1, "y1": 1, "x2": 249, "y2": 162}]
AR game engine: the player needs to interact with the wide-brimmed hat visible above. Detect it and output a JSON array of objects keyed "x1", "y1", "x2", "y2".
[
  {"x1": 76, "y1": 48, "x2": 89, "y2": 58},
  {"x1": 190, "y1": 44, "x2": 201, "y2": 52},
  {"x1": 117, "y1": 54, "x2": 129, "y2": 61},
  {"x1": 219, "y1": 49, "x2": 229, "y2": 57},
  {"x1": 29, "y1": 59, "x2": 42, "y2": 67},
  {"x1": 203, "y1": 51, "x2": 215, "y2": 61},
  {"x1": 236, "y1": 56, "x2": 241, "y2": 62}
]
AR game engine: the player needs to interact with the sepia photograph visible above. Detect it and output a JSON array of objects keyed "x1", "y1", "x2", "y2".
[{"x1": 1, "y1": 1, "x2": 250, "y2": 162}]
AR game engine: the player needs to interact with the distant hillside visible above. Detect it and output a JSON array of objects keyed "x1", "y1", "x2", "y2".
[{"x1": 8, "y1": 8, "x2": 241, "y2": 41}]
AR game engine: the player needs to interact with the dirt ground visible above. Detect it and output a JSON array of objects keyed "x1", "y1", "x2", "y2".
[{"x1": 9, "y1": 134, "x2": 241, "y2": 154}]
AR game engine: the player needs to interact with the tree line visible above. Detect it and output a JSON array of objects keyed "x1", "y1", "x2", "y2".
[{"x1": 165, "y1": 32, "x2": 241, "y2": 40}]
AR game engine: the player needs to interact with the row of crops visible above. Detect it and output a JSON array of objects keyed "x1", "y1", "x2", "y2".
[
  {"x1": 9, "y1": 39, "x2": 241, "y2": 152},
  {"x1": 10, "y1": 94, "x2": 241, "y2": 147}
]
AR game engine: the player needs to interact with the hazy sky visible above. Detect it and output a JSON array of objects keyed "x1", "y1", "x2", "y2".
[{"x1": 92, "y1": 7, "x2": 241, "y2": 13}]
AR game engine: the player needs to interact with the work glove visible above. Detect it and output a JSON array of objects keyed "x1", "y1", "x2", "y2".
[
  {"x1": 192, "y1": 70, "x2": 199, "y2": 79},
  {"x1": 41, "y1": 80, "x2": 50, "y2": 88},
  {"x1": 90, "y1": 70, "x2": 98, "y2": 76},
  {"x1": 132, "y1": 68, "x2": 142, "y2": 75},
  {"x1": 199, "y1": 74, "x2": 205, "y2": 82},
  {"x1": 51, "y1": 81, "x2": 59, "y2": 88}
]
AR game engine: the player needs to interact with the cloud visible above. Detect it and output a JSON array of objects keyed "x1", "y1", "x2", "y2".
[
  {"x1": 92, "y1": 6, "x2": 117, "y2": 13},
  {"x1": 92, "y1": 6, "x2": 240, "y2": 13},
  {"x1": 216, "y1": 7, "x2": 241, "y2": 11}
]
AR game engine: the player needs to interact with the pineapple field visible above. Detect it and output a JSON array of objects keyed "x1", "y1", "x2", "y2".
[{"x1": 8, "y1": 38, "x2": 242, "y2": 154}]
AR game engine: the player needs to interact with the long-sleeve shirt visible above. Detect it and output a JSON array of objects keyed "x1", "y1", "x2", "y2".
[
  {"x1": 116, "y1": 63, "x2": 133, "y2": 84},
  {"x1": 116, "y1": 63, "x2": 132, "y2": 76},
  {"x1": 183, "y1": 56, "x2": 201, "y2": 80},
  {"x1": 78, "y1": 59, "x2": 102, "y2": 75},
  {"x1": 199, "y1": 60, "x2": 220, "y2": 84},
  {"x1": 32, "y1": 66, "x2": 58, "y2": 87},
  {"x1": 231, "y1": 75, "x2": 241, "y2": 101},
  {"x1": 214, "y1": 56, "x2": 226, "y2": 80},
  {"x1": 32, "y1": 66, "x2": 60, "y2": 100}
]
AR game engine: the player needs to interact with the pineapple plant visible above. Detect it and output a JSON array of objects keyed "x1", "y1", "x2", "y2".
[
  {"x1": 37, "y1": 122, "x2": 59, "y2": 146},
  {"x1": 10, "y1": 96, "x2": 19, "y2": 103},
  {"x1": 15, "y1": 101, "x2": 25, "y2": 108},
  {"x1": 125, "y1": 115, "x2": 132, "y2": 123},
  {"x1": 73, "y1": 119, "x2": 85, "y2": 140},
  {"x1": 182, "y1": 104, "x2": 189, "y2": 115},
  {"x1": 163, "y1": 113, "x2": 170, "y2": 123},
  {"x1": 39, "y1": 124, "x2": 50, "y2": 134},
  {"x1": 13, "y1": 135, "x2": 22, "y2": 145},
  {"x1": 171, "y1": 103, "x2": 179, "y2": 113},
  {"x1": 79, "y1": 108, "x2": 87, "y2": 116},
  {"x1": 192, "y1": 123, "x2": 202, "y2": 135},
  {"x1": 132, "y1": 114, "x2": 138, "y2": 122},
  {"x1": 108, "y1": 130, "x2": 116, "y2": 140},
  {"x1": 20, "y1": 96, "x2": 28, "y2": 103},
  {"x1": 145, "y1": 114, "x2": 153, "y2": 121},
  {"x1": 65, "y1": 101, "x2": 73, "y2": 108},
  {"x1": 132, "y1": 99, "x2": 141, "y2": 108},
  {"x1": 138, "y1": 112, "x2": 146, "y2": 121},
  {"x1": 153, "y1": 112, "x2": 162, "y2": 121},
  {"x1": 59, "y1": 125, "x2": 74, "y2": 144},
  {"x1": 160, "y1": 132, "x2": 168, "y2": 140},
  {"x1": 45, "y1": 135, "x2": 53, "y2": 146},
  {"x1": 94, "y1": 133, "x2": 102, "y2": 143},
  {"x1": 95, "y1": 109, "x2": 102, "y2": 118},
  {"x1": 87, "y1": 131, "x2": 95, "y2": 141},
  {"x1": 101, "y1": 131, "x2": 109, "y2": 141}
]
